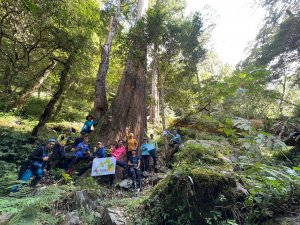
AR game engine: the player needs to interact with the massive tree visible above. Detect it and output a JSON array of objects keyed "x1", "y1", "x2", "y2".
[
  {"x1": 93, "y1": 0, "x2": 206, "y2": 145},
  {"x1": 94, "y1": 0, "x2": 148, "y2": 145}
]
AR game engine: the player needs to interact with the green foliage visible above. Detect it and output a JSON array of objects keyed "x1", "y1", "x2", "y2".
[
  {"x1": 175, "y1": 143, "x2": 226, "y2": 167},
  {"x1": 20, "y1": 97, "x2": 49, "y2": 119},
  {"x1": 0, "y1": 186, "x2": 69, "y2": 225},
  {"x1": 76, "y1": 176, "x2": 101, "y2": 190},
  {"x1": 79, "y1": 207, "x2": 97, "y2": 225},
  {"x1": 241, "y1": 163, "x2": 300, "y2": 223},
  {"x1": 50, "y1": 168, "x2": 68, "y2": 180},
  {"x1": 0, "y1": 127, "x2": 34, "y2": 166}
]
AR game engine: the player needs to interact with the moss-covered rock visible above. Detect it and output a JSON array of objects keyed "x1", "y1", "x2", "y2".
[
  {"x1": 174, "y1": 142, "x2": 234, "y2": 168},
  {"x1": 142, "y1": 168, "x2": 240, "y2": 225}
]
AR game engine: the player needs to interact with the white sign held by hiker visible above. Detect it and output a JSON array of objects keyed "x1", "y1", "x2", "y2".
[{"x1": 91, "y1": 157, "x2": 116, "y2": 176}]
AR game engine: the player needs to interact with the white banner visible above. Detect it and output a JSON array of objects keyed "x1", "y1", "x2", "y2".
[{"x1": 91, "y1": 157, "x2": 116, "y2": 176}]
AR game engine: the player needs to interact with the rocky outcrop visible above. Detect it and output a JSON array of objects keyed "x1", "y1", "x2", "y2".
[
  {"x1": 144, "y1": 168, "x2": 243, "y2": 225},
  {"x1": 62, "y1": 211, "x2": 82, "y2": 225},
  {"x1": 101, "y1": 207, "x2": 126, "y2": 225}
]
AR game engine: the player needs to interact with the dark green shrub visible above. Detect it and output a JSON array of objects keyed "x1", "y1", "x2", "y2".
[{"x1": 20, "y1": 97, "x2": 49, "y2": 119}]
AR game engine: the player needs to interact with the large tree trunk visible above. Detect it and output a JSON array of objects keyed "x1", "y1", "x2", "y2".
[
  {"x1": 149, "y1": 44, "x2": 159, "y2": 124},
  {"x1": 96, "y1": 51, "x2": 147, "y2": 146},
  {"x1": 93, "y1": 0, "x2": 120, "y2": 120},
  {"x1": 31, "y1": 55, "x2": 73, "y2": 137},
  {"x1": 8, "y1": 60, "x2": 57, "y2": 110},
  {"x1": 94, "y1": 0, "x2": 148, "y2": 146}
]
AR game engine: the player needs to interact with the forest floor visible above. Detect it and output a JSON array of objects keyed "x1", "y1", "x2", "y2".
[{"x1": 1, "y1": 113, "x2": 300, "y2": 225}]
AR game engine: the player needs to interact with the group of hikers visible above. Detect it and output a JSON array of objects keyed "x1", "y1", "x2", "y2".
[{"x1": 13, "y1": 115, "x2": 181, "y2": 191}]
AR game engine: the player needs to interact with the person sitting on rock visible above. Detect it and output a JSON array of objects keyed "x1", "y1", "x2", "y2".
[
  {"x1": 110, "y1": 140, "x2": 128, "y2": 179},
  {"x1": 140, "y1": 137, "x2": 150, "y2": 171},
  {"x1": 81, "y1": 115, "x2": 97, "y2": 133},
  {"x1": 128, "y1": 149, "x2": 142, "y2": 190},
  {"x1": 166, "y1": 129, "x2": 181, "y2": 150},
  {"x1": 125, "y1": 129, "x2": 138, "y2": 157},
  {"x1": 13, "y1": 138, "x2": 57, "y2": 191},
  {"x1": 52, "y1": 128, "x2": 72, "y2": 169},
  {"x1": 71, "y1": 132, "x2": 87, "y2": 151},
  {"x1": 67, "y1": 136, "x2": 91, "y2": 175},
  {"x1": 77, "y1": 141, "x2": 106, "y2": 176},
  {"x1": 165, "y1": 129, "x2": 181, "y2": 164}
]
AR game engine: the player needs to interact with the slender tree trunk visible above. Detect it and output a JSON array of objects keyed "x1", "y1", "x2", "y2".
[
  {"x1": 160, "y1": 68, "x2": 168, "y2": 160},
  {"x1": 93, "y1": 0, "x2": 120, "y2": 120},
  {"x1": 31, "y1": 55, "x2": 73, "y2": 137},
  {"x1": 279, "y1": 73, "x2": 287, "y2": 117},
  {"x1": 51, "y1": 81, "x2": 75, "y2": 121},
  {"x1": 94, "y1": 0, "x2": 148, "y2": 146},
  {"x1": 3, "y1": 66, "x2": 12, "y2": 94},
  {"x1": 149, "y1": 44, "x2": 159, "y2": 124},
  {"x1": 137, "y1": 0, "x2": 148, "y2": 19},
  {"x1": 8, "y1": 60, "x2": 57, "y2": 110},
  {"x1": 2, "y1": 66, "x2": 12, "y2": 112}
]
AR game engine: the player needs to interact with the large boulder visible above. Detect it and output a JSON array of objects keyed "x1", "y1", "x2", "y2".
[
  {"x1": 62, "y1": 211, "x2": 82, "y2": 225},
  {"x1": 144, "y1": 168, "x2": 243, "y2": 225},
  {"x1": 101, "y1": 207, "x2": 126, "y2": 225}
]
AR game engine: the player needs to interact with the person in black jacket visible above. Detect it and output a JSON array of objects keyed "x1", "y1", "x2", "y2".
[{"x1": 15, "y1": 138, "x2": 57, "y2": 189}]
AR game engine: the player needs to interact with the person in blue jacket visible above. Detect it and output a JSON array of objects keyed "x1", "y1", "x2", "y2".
[
  {"x1": 13, "y1": 138, "x2": 57, "y2": 190},
  {"x1": 140, "y1": 137, "x2": 150, "y2": 171},
  {"x1": 81, "y1": 115, "x2": 97, "y2": 133},
  {"x1": 77, "y1": 141, "x2": 106, "y2": 176},
  {"x1": 67, "y1": 136, "x2": 91, "y2": 175},
  {"x1": 166, "y1": 129, "x2": 181, "y2": 146},
  {"x1": 165, "y1": 129, "x2": 182, "y2": 165}
]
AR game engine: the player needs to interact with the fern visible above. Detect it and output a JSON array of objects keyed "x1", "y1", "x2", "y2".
[{"x1": 0, "y1": 186, "x2": 67, "y2": 225}]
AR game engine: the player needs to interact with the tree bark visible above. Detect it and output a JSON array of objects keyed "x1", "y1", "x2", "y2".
[
  {"x1": 31, "y1": 55, "x2": 73, "y2": 137},
  {"x1": 149, "y1": 44, "x2": 159, "y2": 124},
  {"x1": 93, "y1": 0, "x2": 120, "y2": 120},
  {"x1": 95, "y1": 50, "x2": 147, "y2": 146},
  {"x1": 8, "y1": 60, "x2": 57, "y2": 110},
  {"x1": 93, "y1": 0, "x2": 148, "y2": 146}
]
